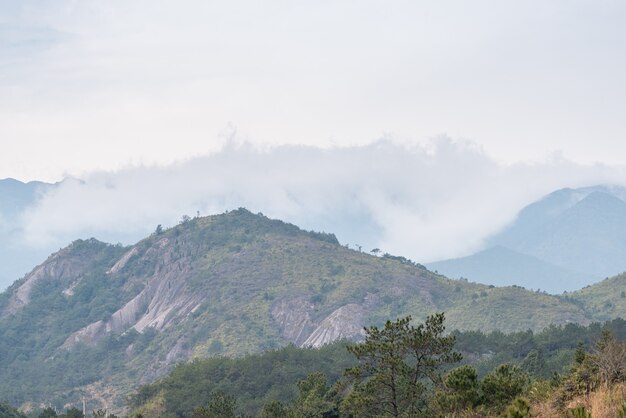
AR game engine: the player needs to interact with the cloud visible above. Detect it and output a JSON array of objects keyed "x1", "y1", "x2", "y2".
[
  {"x1": 2, "y1": 1, "x2": 626, "y2": 181},
  {"x1": 18, "y1": 138, "x2": 626, "y2": 263}
]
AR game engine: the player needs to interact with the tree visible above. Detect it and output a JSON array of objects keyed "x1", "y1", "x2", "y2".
[
  {"x1": 39, "y1": 407, "x2": 58, "y2": 418},
  {"x1": 59, "y1": 408, "x2": 84, "y2": 418},
  {"x1": 481, "y1": 364, "x2": 528, "y2": 410},
  {"x1": 291, "y1": 372, "x2": 339, "y2": 418},
  {"x1": 0, "y1": 401, "x2": 27, "y2": 418},
  {"x1": 260, "y1": 401, "x2": 290, "y2": 418},
  {"x1": 191, "y1": 391, "x2": 238, "y2": 418},
  {"x1": 590, "y1": 329, "x2": 626, "y2": 387},
  {"x1": 574, "y1": 342, "x2": 586, "y2": 366},
  {"x1": 435, "y1": 365, "x2": 481, "y2": 414},
  {"x1": 521, "y1": 349, "x2": 547, "y2": 377},
  {"x1": 343, "y1": 313, "x2": 461, "y2": 417},
  {"x1": 503, "y1": 398, "x2": 533, "y2": 418}
]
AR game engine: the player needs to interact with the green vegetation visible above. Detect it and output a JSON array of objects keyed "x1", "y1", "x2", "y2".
[
  {"x1": 343, "y1": 314, "x2": 460, "y2": 417},
  {"x1": 130, "y1": 342, "x2": 353, "y2": 417},
  {"x1": 0, "y1": 209, "x2": 624, "y2": 412},
  {"x1": 0, "y1": 401, "x2": 27, "y2": 418},
  {"x1": 570, "y1": 273, "x2": 626, "y2": 320},
  {"x1": 130, "y1": 317, "x2": 626, "y2": 417}
]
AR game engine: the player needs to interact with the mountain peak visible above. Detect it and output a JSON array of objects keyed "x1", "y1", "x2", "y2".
[
  {"x1": 572, "y1": 190, "x2": 626, "y2": 210},
  {"x1": 165, "y1": 208, "x2": 339, "y2": 246}
]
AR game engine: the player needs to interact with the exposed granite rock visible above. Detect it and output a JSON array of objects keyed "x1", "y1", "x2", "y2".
[
  {"x1": 3, "y1": 243, "x2": 93, "y2": 317},
  {"x1": 271, "y1": 297, "x2": 316, "y2": 346},
  {"x1": 106, "y1": 246, "x2": 139, "y2": 275},
  {"x1": 302, "y1": 304, "x2": 366, "y2": 348},
  {"x1": 63, "y1": 238, "x2": 202, "y2": 348}
]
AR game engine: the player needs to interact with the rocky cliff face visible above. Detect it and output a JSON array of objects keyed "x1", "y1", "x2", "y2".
[
  {"x1": 303, "y1": 304, "x2": 366, "y2": 348},
  {"x1": 63, "y1": 236, "x2": 205, "y2": 348},
  {"x1": 271, "y1": 297, "x2": 316, "y2": 346},
  {"x1": 2, "y1": 239, "x2": 116, "y2": 318},
  {"x1": 272, "y1": 298, "x2": 367, "y2": 348},
  {"x1": 0, "y1": 209, "x2": 601, "y2": 414}
]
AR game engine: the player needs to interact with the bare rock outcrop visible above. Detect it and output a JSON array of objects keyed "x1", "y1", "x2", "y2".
[
  {"x1": 63, "y1": 238, "x2": 202, "y2": 348},
  {"x1": 3, "y1": 244, "x2": 92, "y2": 317},
  {"x1": 271, "y1": 297, "x2": 316, "y2": 346},
  {"x1": 302, "y1": 304, "x2": 366, "y2": 348},
  {"x1": 106, "y1": 247, "x2": 139, "y2": 275}
]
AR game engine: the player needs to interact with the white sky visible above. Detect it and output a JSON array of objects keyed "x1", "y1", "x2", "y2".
[{"x1": 1, "y1": 0, "x2": 626, "y2": 181}]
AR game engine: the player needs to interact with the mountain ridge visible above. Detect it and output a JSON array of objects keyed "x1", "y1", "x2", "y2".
[
  {"x1": 0, "y1": 208, "x2": 623, "y2": 412},
  {"x1": 429, "y1": 185, "x2": 626, "y2": 291}
]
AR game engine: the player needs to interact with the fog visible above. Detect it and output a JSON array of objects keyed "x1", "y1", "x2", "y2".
[
  {"x1": 2, "y1": 1, "x2": 626, "y2": 180},
  {"x1": 17, "y1": 139, "x2": 626, "y2": 266}
]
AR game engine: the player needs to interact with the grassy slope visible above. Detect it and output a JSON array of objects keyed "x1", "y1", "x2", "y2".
[
  {"x1": 0, "y1": 209, "x2": 623, "y2": 412},
  {"x1": 570, "y1": 272, "x2": 626, "y2": 320}
]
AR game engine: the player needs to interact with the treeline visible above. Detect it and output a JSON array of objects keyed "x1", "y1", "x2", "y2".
[
  {"x1": 454, "y1": 317, "x2": 626, "y2": 377},
  {"x1": 129, "y1": 315, "x2": 626, "y2": 417},
  {"x1": 11, "y1": 316, "x2": 626, "y2": 417}
]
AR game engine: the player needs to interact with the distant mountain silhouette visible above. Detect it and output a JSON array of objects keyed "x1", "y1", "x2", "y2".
[
  {"x1": 0, "y1": 178, "x2": 54, "y2": 289},
  {"x1": 427, "y1": 245, "x2": 589, "y2": 293},
  {"x1": 428, "y1": 186, "x2": 626, "y2": 292}
]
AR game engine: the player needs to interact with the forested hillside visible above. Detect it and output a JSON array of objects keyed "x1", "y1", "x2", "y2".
[
  {"x1": 0, "y1": 209, "x2": 624, "y2": 413},
  {"x1": 130, "y1": 316, "x2": 626, "y2": 417}
]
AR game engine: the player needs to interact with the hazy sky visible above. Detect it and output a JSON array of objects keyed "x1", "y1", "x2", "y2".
[{"x1": 1, "y1": 0, "x2": 626, "y2": 181}]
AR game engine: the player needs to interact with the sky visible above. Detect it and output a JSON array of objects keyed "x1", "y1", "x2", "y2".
[
  {"x1": 0, "y1": 0, "x2": 625, "y2": 181},
  {"x1": 2, "y1": 0, "x2": 626, "y2": 284}
]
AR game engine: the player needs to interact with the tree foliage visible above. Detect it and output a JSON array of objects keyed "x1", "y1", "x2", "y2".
[{"x1": 343, "y1": 313, "x2": 461, "y2": 417}]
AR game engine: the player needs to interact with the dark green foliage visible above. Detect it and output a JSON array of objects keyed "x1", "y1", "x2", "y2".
[
  {"x1": 290, "y1": 373, "x2": 339, "y2": 418},
  {"x1": 39, "y1": 407, "x2": 58, "y2": 418},
  {"x1": 260, "y1": 401, "x2": 289, "y2": 418},
  {"x1": 435, "y1": 365, "x2": 481, "y2": 413},
  {"x1": 130, "y1": 342, "x2": 354, "y2": 417},
  {"x1": 0, "y1": 401, "x2": 27, "y2": 418},
  {"x1": 480, "y1": 364, "x2": 528, "y2": 410},
  {"x1": 131, "y1": 318, "x2": 626, "y2": 417},
  {"x1": 435, "y1": 364, "x2": 532, "y2": 416},
  {"x1": 503, "y1": 397, "x2": 532, "y2": 418},
  {"x1": 453, "y1": 318, "x2": 626, "y2": 378},
  {"x1": 521, "y1": 349, "x2": 547, "y2": 377},
  {"x1": 191, "y1": 392, "x2": 239, "y2": 418},
  {"x1": 59, "y1": 408, "x2": 84, "y2": 418},
  {"x1": 343, "y1": 314, "x2": 461, "y2": 417}
]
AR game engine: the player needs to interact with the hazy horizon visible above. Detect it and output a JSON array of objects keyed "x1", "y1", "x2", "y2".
[{"x1": 1, "y1": 1, "x2": 626, "y2": 182}]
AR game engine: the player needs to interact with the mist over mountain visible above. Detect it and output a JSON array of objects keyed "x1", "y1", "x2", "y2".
[
  {"x1": 429, "y1": 185, "x2": 626, "y2": 292},
  {"x1": 0, "y1": 178, "x2": 55, "y2": 290},
  {"x1": 4, "y1": 140, "x2": 626, "y2": 293}
]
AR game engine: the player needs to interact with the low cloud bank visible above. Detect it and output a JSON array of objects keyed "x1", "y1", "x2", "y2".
[{"x1": 18, "y1": 139, "x2": 626, "y2": 263}]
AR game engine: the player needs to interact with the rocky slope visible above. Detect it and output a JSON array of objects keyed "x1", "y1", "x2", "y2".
[{"x1": 0, "y1": 209, "x2": 622, "y2": 414}]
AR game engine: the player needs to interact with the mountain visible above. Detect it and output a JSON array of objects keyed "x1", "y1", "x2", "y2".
[
  {"x1": 0, "y1": 209, "x2": 620, "y2": 413},
  {"x1": 0, "y1": 178, "x2": 55, "y2": 291},
  {"x1": 570, "y1": 272, "x2": 626, "y2": 321},
  {"x1": 427, "y1": 246, "x2": 589, "y2": 293},
  {"x1": 428, "y1": 185, "x2": 626, "y2": 292},
  {"x1": 0, "y1": 178, "x2": 50, "y2": 219}
]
